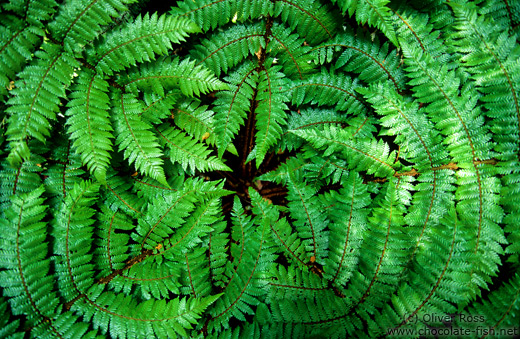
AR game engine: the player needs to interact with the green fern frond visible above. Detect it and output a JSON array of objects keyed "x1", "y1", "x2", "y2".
[
  {"x1": 24, "y1": 0, "x2": 59, "y2": 27},
  {"x1": 333, "y1": 0, "x2": 398, "y2": 45},
  {"x1": 223, "y1": 196, "x2": 255, "y2": 291},
  {"x1": 173, "y1": 97, "x2": 241, "y2": 154},
  {"x1": 269, "y1": 22, "x2": 315, "y2": 79},
  {"x1": 449, "y1": 2, "x2": 520, "y2": 162},
  {"x1": 44, "y1": 136, "x2": 86, "y2": 206},
  {"x1": 208, "y1": 191, "x2": 275, "y2": 332},
  {"x1": 289, "y1": 70, "x2": 368, "y2": 114},
  {"x1": 273, "y1": 0, "x2": 341, "y2": 45},
  {"x1": 54, "y1": 180, "x2": 100, "y2": 302},
  {"x1": 1, "y1": 1, "x2": 519, "y2": 337},
  {"x1": 321, "y1": 171, "x2": 370, "y2": 287},
  {"x1": 478, "y1": 0, "x2": 520, "y2": 35},
  {"x1": 358, "y1": 83, "x2": 447, "y2": 169},
  {"x1": 0, "y1": 15, "x2": 42, "y2": 100},
  {"x1": 131, "y1": 173, "x2": 180, "y2": 202},
  {"x1": 268, "y1": 265, "x2": 328, "y2": 302},
  {"x1": 251, "y1": 60, "x2": 289, "y2": 166},
  {"x1": 191, "y1": 22, "x2": 266, "y2": 77},
  {"x1": 87, "y1": 13, "x2": 200, "y2": 76},
  {"x1": 2, "y1": 0, "x2": 59, "y2": 27},
  {"x1": 102, "y1": 168, "x2": 144, "y2": 215},
  {"x1": 111, "y1": 91, "x2": 167, "y2": 186},
  {"x1": 370, "y1": 208, "x2": 472, "y2": 336},
  {"x1": 458, "y1": 273, "x2": 520, "y2": 334},
  {"x1": 442, "y1": 2, "x2": 517, "y2": 283},
  {"x1": 0, "y1": 182, "x2": 100, "y2": 337},
  {"x1": 1, "y1": 0, "x2": 27, "y2": 16},
  {"x1": 256, "y1": 323, "x2": 313, "y2": 339},
  {"x1": 0, "y1": 297, "x2": 21, "y2": 338},
  {"x1": 389, "y1": 2, "x2": 448, "y2": 59},
  {"x1": 75, "y1": 290, "x2": 220, "y2": 339},
  {"x1": 311, "y1": 28, "x2": 405, "y2": 91},
  {"x1": 285, "y1": 172, "x2": 329, "y2": 263},
  {"x1": 268, "y1": 216, "x2": 309, "y2": 267},
  {"x1": 4, "y1": 141, "x2": 31, "y2": 168},
  {"x1": 0, "y1": 149, "x2": 44, "y2": 215},
  {"x1": 170, "y1": 0, "x2": 272, "y2": 32},
  {"x1": 178, "y1": 247, "x2": 212, "y2": 298},
  {"x1": 338, "y1": 179, "x2": 408, "y2": 334},
  {"x1": 6, "y1": 43, "x2": 78, "y2": 164},
  {"x1": 0, "y1": 186, "x2": 58, "y2": 326},
  {"x1": 282, "y1": 108, "x2": 352, "y2": 152},
  {"x1": 173, "y1": 98, "x2": 216, "y2": 146},
  {"x1": 292, "y1": 125, "x2": 398, "y2": 178},
  {"x1": 269, "y1": 291, "x2": 351, "y2": 335},
  {"x1": 66, "y1": 70, "x2": 113, "y2": 184},
  {"x1": 425, "y1": 3, "x2": 457, "y2": 34},
  {"x1": 156, "y1": 123, "x2": 231, "y2": 173},
  {"x1": 122, "y1": 56, "x2": 228, "y2": 97},
  {"x1": 256, "y1": 154, "x2": 303, "y2": 186},
  {"x1": 400, "y1": 44, "x2": 487, "y2": 154},
  {"x1": 297, "y1": 151, "x2": 351, "y2": 188},
  {"x1": 458, "y1": 169, "x2": 505, "y2": 290},
  {"x1": 48, "y1": 0, "x2": 133, "y2": 54},
  {"x1": 159, "y1": 197, "x2": 222, "y2": 257},
  {"x1": 400, "y1": 41, "x2": 483, "y2": 160},
  {"x1": 359, "y1": 83, "x2": 460, "y2": 272},
  {"x1": 94, "y1": 206, "x2": 134, "y2": 280},
  {"x1": 140, "y1": 91, "x2": 180, "y2": 124},
  {"x1": 213, "y1": 61, "x2": 258, "y2": 158},
  {"x1": 104, "y1": 251, "x2": 181, "y2": 297},
  {"x1": 503, "y1": 169, "x2": 520, "y2": 261},
  {"x1": 401, "y1": 40, "x2": 506, "y2": 293},
  {"x1": 207, "y1": 219, "x2": 230, "y2": 288},
  {"x1": 135, "y1": 178, "x2": 228, "y2": 251},
  {"x1": 40, "y1": 311, "x2": 101, "y2": 339}
]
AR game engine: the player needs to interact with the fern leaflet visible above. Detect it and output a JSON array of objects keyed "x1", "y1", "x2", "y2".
[
  {"x1": 87, "y1": 13, "x2": 200, "y2": 76},
  {"x1": 112, "y1": 91, "x2": 167, "y2": 186},
  {"x1": 66, "y1": 70, "x2": 113, "y2": 184}
]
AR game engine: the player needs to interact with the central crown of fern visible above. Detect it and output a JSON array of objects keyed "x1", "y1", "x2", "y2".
[{"x1": 1, "y1": 0, "x2": 519, "y2": 338}]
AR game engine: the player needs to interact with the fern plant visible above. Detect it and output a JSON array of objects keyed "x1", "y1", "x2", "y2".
[{"x1": 1, "y1": 0, "x2": 519, "y2": 338}]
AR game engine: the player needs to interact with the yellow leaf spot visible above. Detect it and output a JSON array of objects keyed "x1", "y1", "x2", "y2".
[
  {"x1": 202, "y1": 132, "x2": 210, "y2": 140},
  {"x1": 255, "y1": 47, "x2": 262, "y2": 60}
]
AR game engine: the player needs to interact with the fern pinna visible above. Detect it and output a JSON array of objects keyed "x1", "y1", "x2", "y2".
[{"x1": 0, "y1": 0, "x2": 519, "y2": 338}]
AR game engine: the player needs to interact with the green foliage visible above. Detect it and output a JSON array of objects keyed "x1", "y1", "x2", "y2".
[
  {"x1": 1, "y1": 0, "x2": 519, "y2": 338},
  {"x1": 332, "y1": 0, "x2": 398, "y2": 45}
]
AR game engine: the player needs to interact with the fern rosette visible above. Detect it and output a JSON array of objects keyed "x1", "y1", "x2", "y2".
[{"x1": 1, "y1": 0, "x2": 519, "y2": 338}]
